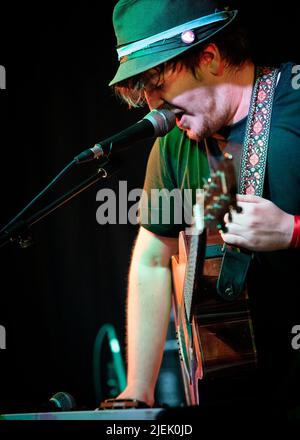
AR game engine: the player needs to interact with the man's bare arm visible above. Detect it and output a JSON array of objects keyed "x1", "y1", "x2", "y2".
[{"x1": 117, "y1": 226, "x2": 178, "y2": 407}]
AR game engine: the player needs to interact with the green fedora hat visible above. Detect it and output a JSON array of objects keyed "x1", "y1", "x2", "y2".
[{"x1": 109, "y1": 0, "x2": 238, "y2": 86}]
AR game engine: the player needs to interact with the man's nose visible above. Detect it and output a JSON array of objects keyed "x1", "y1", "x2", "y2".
[{"x1": 144, "y1": 90, "x2": 164, "y2": 110}]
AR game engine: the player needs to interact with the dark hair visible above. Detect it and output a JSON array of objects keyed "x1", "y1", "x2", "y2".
[{"x1": 113, "y1": 20, "x2": 252, "y2": 108}]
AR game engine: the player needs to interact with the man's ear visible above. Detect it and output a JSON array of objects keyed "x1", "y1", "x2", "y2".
[{"x1": 199, "y1": 43, "x2": 224, "y2": 76}]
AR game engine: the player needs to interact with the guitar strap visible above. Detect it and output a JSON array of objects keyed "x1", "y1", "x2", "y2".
[{"x1": 205, "y1": 66, "x2": 280, "y2": 300}]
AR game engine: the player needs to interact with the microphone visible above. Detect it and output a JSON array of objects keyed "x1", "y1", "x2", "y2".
[
  {"x1": 33, "y1": 391, "x2": 77, "y2": 412},
  {"x1": 74, "y1": 108, "x2": 176, "y2": 163}
]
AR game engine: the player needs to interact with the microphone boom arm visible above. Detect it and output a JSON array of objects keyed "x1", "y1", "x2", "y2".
[{"x1": 0, "y1": 159, "x2": 121, "y2": 249}]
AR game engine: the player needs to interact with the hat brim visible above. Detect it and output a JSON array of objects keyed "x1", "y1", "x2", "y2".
[{"x1": 109, "y1": 13, "x2": 237, "y2": 86}]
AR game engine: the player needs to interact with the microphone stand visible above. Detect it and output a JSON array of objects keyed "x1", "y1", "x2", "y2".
[{"x1": 0, "y1": 158, "x2": 122, "y2": 249}]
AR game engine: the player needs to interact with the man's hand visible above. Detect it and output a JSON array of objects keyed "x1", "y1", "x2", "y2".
[{"x1": 221, "y1": 194, "x2": 294, "y2": 251}]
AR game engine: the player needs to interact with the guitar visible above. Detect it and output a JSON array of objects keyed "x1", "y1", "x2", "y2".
[{"x1": 171, "y1": 153, "x2": 257, "y2": 406}]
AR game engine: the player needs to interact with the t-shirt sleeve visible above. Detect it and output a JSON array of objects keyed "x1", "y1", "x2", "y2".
[{"x1": 138, "y1": 131, "x2": 188, "y2": 238}]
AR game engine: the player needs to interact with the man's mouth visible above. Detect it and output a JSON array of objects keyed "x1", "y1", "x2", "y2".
[
  {"x1": 175, "y1": 112, "x2": 188, "y2": 129},
  {"x1": 174, "y1": 110, "x2": 183, "y2": 122}
]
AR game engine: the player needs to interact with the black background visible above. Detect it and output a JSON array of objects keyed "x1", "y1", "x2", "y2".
[{"x1": 0, "y1": 1, "x2": 299, "y2": 414}]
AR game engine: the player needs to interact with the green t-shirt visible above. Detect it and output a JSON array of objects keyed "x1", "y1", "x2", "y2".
[{"x1": 139, "y1": 125, "x2": 210, "y2": 237}]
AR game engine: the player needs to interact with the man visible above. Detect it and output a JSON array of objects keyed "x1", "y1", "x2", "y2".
[{"x1": 104, "y1": 0, "x2": 300, "y2": 419}]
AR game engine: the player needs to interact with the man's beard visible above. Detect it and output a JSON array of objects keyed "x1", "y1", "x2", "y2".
[{"x1": 185, "y1": 113, "x2": 228, "y2": 142}]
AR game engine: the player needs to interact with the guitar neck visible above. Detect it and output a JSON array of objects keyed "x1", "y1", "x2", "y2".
[{"x1": 183, "y1": 229, "x2": 207, "y2": 322}]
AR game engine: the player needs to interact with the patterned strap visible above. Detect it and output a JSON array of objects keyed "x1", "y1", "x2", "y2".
[
  {"x1": 216, "y1": 67, "x2": 279, "y2": 301},
  {"x1": 239, "y1": 66, "x2": 280, "y2": 196}
]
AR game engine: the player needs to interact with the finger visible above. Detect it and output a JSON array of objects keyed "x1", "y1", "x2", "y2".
[
  {"x1": 220, "y1": 231, "x2": 248, "y2": 248},
  {"x1": 236, "y1": 194, "x2": 264, "y2": 203},
  {"x1": 224, "y1": 204, "x2": 246, "y2": 224},
  {"x1": 225, "y1": 208, "x2": 242, "y2": 224},
  {"x1": 223, "y1": 222, "x2": 245, "y2": 235},
  {"x1": 228, "y1": 208, "x2": 249, "y2": 226},
  {"x1": 224, "y1": 212, "x2": 230, "y2": 223}
]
